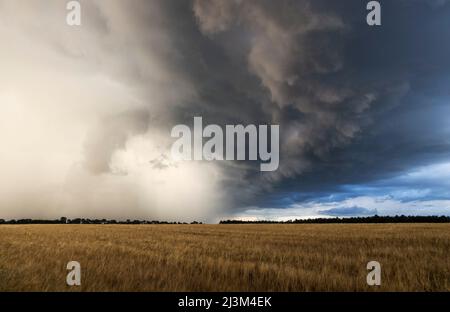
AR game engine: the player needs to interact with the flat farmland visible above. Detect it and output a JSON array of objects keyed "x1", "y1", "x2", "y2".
[{"x1": 0, "y1": 224, "x2": 449, "y2": 291}]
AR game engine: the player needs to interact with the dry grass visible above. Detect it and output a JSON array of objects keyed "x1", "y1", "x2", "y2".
[{"x1": 0, "y1": 224, "x2": 449, "y2": 291}]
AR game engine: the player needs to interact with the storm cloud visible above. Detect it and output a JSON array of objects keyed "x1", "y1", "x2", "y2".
[{"x1": 1, "y1": 0, "x2": 450, "y2": 221}]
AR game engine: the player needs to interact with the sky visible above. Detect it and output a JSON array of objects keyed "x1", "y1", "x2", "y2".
[{"x1": 0, "y1": 0, "x2": 450, "y2": 222}]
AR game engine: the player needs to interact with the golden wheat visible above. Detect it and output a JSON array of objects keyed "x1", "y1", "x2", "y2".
[{"x1": 0, "y1": 224, "x2": 449, "y2": 291}]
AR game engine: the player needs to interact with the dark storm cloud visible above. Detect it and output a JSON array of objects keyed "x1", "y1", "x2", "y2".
[
  {"x1": 164, "y1": 0, "x2": 450, "y2": 210},
  {"x1": 73, "y1": 0, "x2": 446, "y2": 211}
]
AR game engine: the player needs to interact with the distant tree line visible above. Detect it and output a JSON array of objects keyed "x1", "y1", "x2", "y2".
[
  {"x1": 2, "y1": 215, "x2": 450, "y2": 225},
  {"x1": 219, "y1": 215, "x2": 450, "y2": 224},
  {"x1": 0, "y1": 217, "x2": 203, "y2": 225}
]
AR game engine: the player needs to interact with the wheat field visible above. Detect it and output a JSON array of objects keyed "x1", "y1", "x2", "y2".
[{"x1": 0, "y1": 224, "x2": 449, "y2": 291}]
